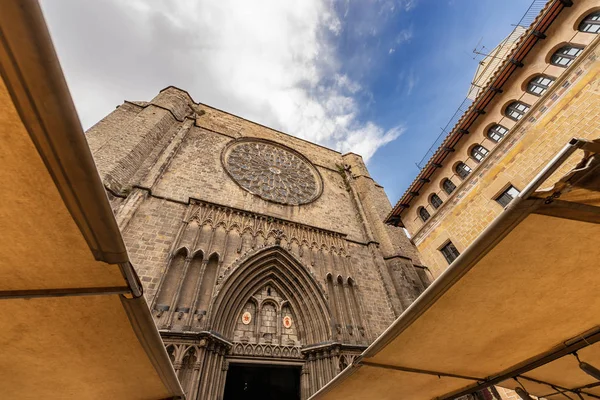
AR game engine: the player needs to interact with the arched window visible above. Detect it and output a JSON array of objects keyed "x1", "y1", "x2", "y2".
[
  {"x1": 527, "y1": 75, "x2": 555, "y2": 96},
  {"x1": 505, "y1": 101, "x2": 530, "y2": 121},
  {"x1": 442, "y1": 178, "x2": 456, "y2": 195},
  {"x1": 430, "y1": 194, "x2": 443, "y2": 209},
  {"x1": 418, "y1": 207, "x2": 430, "y2": 222},
  {"x1": 470, "y1": 145, "x2": 489, "y2": 162},
  {"x1": 487, "y1": 124, "x2": 508, "y2": 142},
  {"x1": 455, "y1": 162, "x2": 472, "y2": 179},
  {"x1": 551, "y1": 45, "x2": 583, "y2": 67},
  {"x1": 579, "y1": 11, "x2": 600, "y2": 33}
]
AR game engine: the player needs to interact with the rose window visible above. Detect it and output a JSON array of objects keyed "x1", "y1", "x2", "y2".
[{"x1": 222, "y1": 139, "x2": 322, "y2": 205}]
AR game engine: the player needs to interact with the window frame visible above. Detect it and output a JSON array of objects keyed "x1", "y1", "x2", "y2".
[
  {"x1": 418, "y1": 207, "x2": 430, "y2": 222},
  {"x1": 430, "y1": 193, "x2": 443, "y2": 209},
  {"x1": 526, "y1": 75, "x2": 555, "y2": 96},
  {"x1": 487, "y1": 124, "x2": 508, "y2": 143},
  {"x1": 579, "y1": 11, "x2": 600, "y2": 33},
  {"x1": 550, "y1": 45, "x2": 583, "y2": 68},
  {"x1": 455, "y1": 162, "x2": 472, "y2": 180},
  {"x1": 440, "y1": 241, "x2": 460, "y2": 265},
  {"x1": 505, "y1": 101, "x2": 530, "y2": 121},
  {"x1": 442, "y1": 178, "x2": 456, "y2": 195},
  {"x1": 495, "y1": 185, "x2": 521, "y2": 207},
  {"x1": 470, "y1": 145, "x2": 489, "y2": 163}
]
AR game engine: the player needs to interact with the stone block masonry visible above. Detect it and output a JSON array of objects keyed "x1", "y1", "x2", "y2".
[{"x1": 86, "y1": 86, "x2": 427, "y2": 399}]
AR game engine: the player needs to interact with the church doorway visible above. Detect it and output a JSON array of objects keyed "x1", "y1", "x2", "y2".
[{"x1": 223, "y1": 363, "x2": 301, "y2": 400}]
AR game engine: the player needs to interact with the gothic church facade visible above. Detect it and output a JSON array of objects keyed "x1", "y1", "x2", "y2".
[{"x1": 86, "y1": 87, "x2": 427, "y2": 400}]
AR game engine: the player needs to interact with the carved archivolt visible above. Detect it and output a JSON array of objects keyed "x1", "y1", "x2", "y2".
[
  {"x1": 210, "y1": 247, "x2": 332, "y2": 345},
  {"x1": 222, "y1": 138, "x2": 323, "y2": 205}
]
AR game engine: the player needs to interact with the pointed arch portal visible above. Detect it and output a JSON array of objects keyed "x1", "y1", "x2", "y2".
[
  {"x1": 163, "y1": 247, "x2": 365, "y2": 400},
  {"x1": 210, "y1": 246, "x2": 332, "y2": 346}
]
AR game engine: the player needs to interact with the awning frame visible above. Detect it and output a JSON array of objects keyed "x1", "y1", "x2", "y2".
[
  {"x1": 310, "y1": 137, "x2": 600, "y2": 400},
  {"x1": 0, "y1": 1, "x2": 184, "y2": 398},
  {"x1": 0, "y1": 2, "x2": 144, "y2": 300}
]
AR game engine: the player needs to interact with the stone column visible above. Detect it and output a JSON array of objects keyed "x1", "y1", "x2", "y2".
[
  {"x1": 332, "y1": 280, "x2": 348, "y2": 342},
  {"x1": 186, "y1": 259, "x2": 209, "y2": 328},
  {"x1": 342, "y1": 282, "x2": 359, "y2": 341},
  {"x1": 217, "y1": 359, "x2": 229, "y2": 400},
  {"x1": 301, "y1": 365, "x2": 310, "y2": 400},
  {"x1": 172, "y1": 361, "x2": 182, "y2": 376},
  {"x1": 206, "y1": 348, "x2": 220, "y2": 400},
  {"x1": 188, "y1": 357, "x2": 204, "y2": 400},
  {"x1": 165, "y1": 256, "x2": 192, "y2": 328},
  {"x1": 325, "y1": 350, "x2": 333, "y2": 383},
  {"x1": 330, "y1": 347, "x2": 340, "y2": 378},
  {"x1": 316, "y1": 351, "x2": 324, "y2": 389},
  {"x1": 308, "y1": 353, "x2": 317, "y2": 396},
  {"x1": 197, "y1": 344, "x2": 215, "y2": 399}
]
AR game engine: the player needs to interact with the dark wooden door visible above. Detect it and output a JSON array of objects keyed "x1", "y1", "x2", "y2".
[{"x1": 223, "y1": 363, "x2": 301, "y2": 400}]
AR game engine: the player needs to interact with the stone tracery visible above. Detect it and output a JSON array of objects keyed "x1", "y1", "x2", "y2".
[{"x1": 222, "y1": 139, "x2": 323, "y2": 205}]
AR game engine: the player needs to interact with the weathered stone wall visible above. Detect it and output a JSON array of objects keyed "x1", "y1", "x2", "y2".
[
  {"x1": 86, "y1": 85, "x2": 424, "y2": 400},
  {"x1": 86, "y1": 85, "x2": 424, "y2": 334},
  {"x1": 150, "y1": 124, "x2": 367, "y2": 242}
]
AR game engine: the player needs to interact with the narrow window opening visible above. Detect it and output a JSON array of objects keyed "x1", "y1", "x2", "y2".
[
  {"x1": 579, "y1": 11, "x2": 600, "y2": 33},
  {"x1": 495, "y1": 185, "x2": 520, "y2": 207},
  {"x1": 470, "y1": 145, "x2": 489, "y2": 162},
  {"x1": 442, "y1": 179, "x2": 456, "y2": 195},
  {"x1": 418, "y1": 207, "x2": 430, "y2": 222},
  {"x1": 430, "y1": 194, "x2": 443, "y2": 209},
  {"x1": 455, "y1": 163, "x2": 472, "y2": 180},
  {"x1": 551, "y1": 45, "x2": 583, "y2": 67},
  {"x1": 440, "y1": 241, "x2": 460, "y2": 265},
  {"x1": 526, "y1": 75, "x2": 555, "y2": 96},
  {"x1": 487, "y1": 124, "x2": 508, "y2": 142},
  {"x1": 505, "y1": 101, "x2": 530, "y2": 121}
]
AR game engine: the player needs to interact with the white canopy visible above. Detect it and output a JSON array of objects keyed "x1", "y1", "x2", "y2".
[
  {"x1": 311, "y1": 138, "x2": 600, "y2": 400},
  {"x1": 0, "y1": 1, "x2": 184, "y2": 398}
]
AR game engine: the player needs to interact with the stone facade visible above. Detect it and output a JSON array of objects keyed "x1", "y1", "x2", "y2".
[{"x1": 86, "y1": 88, "x2": 427, "y2": 399}]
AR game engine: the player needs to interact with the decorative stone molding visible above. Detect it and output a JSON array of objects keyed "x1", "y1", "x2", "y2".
[
  {"x1": 186, "y1": 199, "x2": 348, "y2": 256},
  {"x1": 231, "y1": 342, "x2": 302, "y2": 359}
]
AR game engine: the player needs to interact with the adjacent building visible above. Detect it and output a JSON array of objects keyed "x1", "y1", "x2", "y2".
[{"x1": 385, "y1": 1, "x2": 600, "y2": 398}]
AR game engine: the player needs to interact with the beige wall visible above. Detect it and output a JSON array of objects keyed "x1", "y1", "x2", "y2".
[
  {"x1": 402, "y1": 0, "x2": 600, "y2": 275},
  {"x1": 401, "y1": 1, "x2": 600, "y2": 277}
]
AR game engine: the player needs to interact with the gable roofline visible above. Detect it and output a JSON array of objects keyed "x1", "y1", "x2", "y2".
[{"x1": 156, "y1": 85, "x2": 343, "y2": 156}]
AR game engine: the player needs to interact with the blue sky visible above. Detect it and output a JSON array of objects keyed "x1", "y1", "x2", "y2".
[
  {"x1": 42, "y1": 0, "x2": 530, "y2": 204},
  {"x1": 330, "y1": 0, "x2": 528, "y2": 202}
]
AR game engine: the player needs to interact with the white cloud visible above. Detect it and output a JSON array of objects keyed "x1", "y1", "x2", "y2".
[
  {"x1": 406, "y1": 69, "x2": 419, "y2": 95},
  {"x1": 395, "y1": 29, "x2": 413, "y2": 45},
  {"x1": 40, "y1": 0, "x2": 404, "y2": 161},
  {"x1": 387, "y1": 28, "x2": 412, "y2": 55},
  {"x1": 404, "y1": 0, "x2": 418, "y2": 11},
  {"x1": 338, "y1": 124, "x2": 405, "y2": 161}
]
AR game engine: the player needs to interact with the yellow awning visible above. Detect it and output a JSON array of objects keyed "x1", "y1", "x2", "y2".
[
  {"x1": 0, "y1": 1, "x2": 184, "y2": 398},
  {"x1": 311, "y1": 138, "x2": 600, "y2": 400}
]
